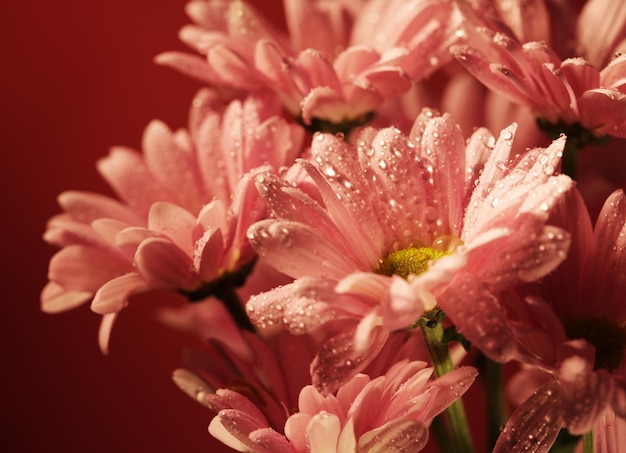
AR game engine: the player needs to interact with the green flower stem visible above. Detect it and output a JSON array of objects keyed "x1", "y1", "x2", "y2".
[
  {"x1": 484, "y1": 357, "x2": 507, "y2": 450},
  {"x1": 183, "y1": 260, "x2": 257, "y2": 332},
  {"x1": 420, "y1": 311, "x2": 475, "y2": 453},
  {"x1": 536, "y1": 117, "x2": 610, "y2": 180},
  {"x1": 561, "y1": 137, "x2": 580, "y2": 180},
  {"x1": 214, "y1": 284, "x2": 255, "y2": 332},
  {"x1": 583, "y1": 430, "x2": 594, "y2": 453}
]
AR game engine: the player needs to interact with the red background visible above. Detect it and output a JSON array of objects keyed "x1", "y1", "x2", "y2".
[{"x1": 2, "y1": 1, "x2": 281, "y2": 451}]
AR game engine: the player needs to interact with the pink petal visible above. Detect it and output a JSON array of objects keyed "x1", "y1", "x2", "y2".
[
  {"x1": 439, "y1": 273, "x2": 519, "y2": 362},
  {"x1": 196, "y1": 199, "x2": 228, "y2": 233},
  {"x1": 333, "y1": 46, "x2": 380, "y2": 80},
  {"x1": 312, "y1": 324, "x2": 388, "y2": 394},
  {"x1": 589, "y1": 190, "x2": 626, "y2": 313},
  {"x1": 225, "y1": 169, "x2": 268, "y2": 268},
  {"x1": 307, "y1": 411, "x2": 341, "y2": 452},
  {"x1": 91, "y1": 218, "x2": 132, "y2": 249},
  {"x1": 453, "y1": 46, "x2": 530, "y2": 106},
  {"x1": 154, "y1": 51, "x2": 220, "y2": 85},
  {"x1": 247, "y1": 219, "x2": 360, "y2": 280},
  {"x1": 253, "y1": 40, "x2": 303, "y2": 114},
  {"x1": 58, "y1": 190, "x2": 140, "y2": 225},
  {"x1": 134, "y1": 237, "x2": 198, "y2": 291},
  {"x1": 493, "y1": 381, "x2": 563, "y2": 453},
  {"x1": 98, "y1": 312, "x2": 119, "y2": 355},
  {"x1": 600, "y1": 53, "x2": 626, "y2": 90},
  {"x1": 207, "y1": 44, "x2": 265, "y2": 91},
  {"x1": 115, "y1": 226, "x2": 161, "y2": 258},
  {"x1": 208, "y1": 416, "x2": 251, "y2": 452},
  {"x1": 283, "y1": 0, "x2": 349, "y2": 57},
  {"x1": 579, "y1": 88, "x2": 626, "y2": 137},
  {"x1": 48, "y1": 245, "x2": 130, "y2": 292},
  {"x1": 194, "y1": 226, "x2": 224, "y2": 281},
  {"x1": 560, "y1": 58, "x2": 600, "y2": 98},
  {"x1": 284, "y1": 413, "x2": 311, "y2": 452},
  {"x1": 210, "y1": 409, "x2": 275, "y2": 453},
  {"x1": 147, "y1": 202, "x2": 196, "y2": 256},
  {"x1": 44, "y1": 214, "x2": 108, "y2": 248},
  {"x1": 592, "y1": 408, "x2": 626, "y2": 452},
  {"x1": 420, "y1": 113, "x2": 467, "y2": 234},
  {"x1": 357, "y1": 418, "x2": 428, "y2": 453},
  {"x1": 246, "y1": 277, "x2": 356, "y2": 334},
  {"x1": 300, "y1": 86, "x2": 348, "y2": 124},
  {"x1": 40, "y1": 282, "x2": 92, "y2": 314},
  {"x1": 296, "y1": 49, "x2": 342, "y2": 93},
  {"x1": 248, "y1": 428, "x2": 294, "y2": 453},
  {"x1": 418, "y1": 366, "x2": 478, "y2": 421},
  {"x1": 91, "y1": 273, "x2": 147, "y2": 315},
  {"x1": 559, "y1": 371, "x2": 614, "y2": 435},
  {"x1": 142, "y1": 121, "x2": 205, "y2": 212},
  {"x1": 360, "y1": 65, "x2": 412, "y2": 98},
  {"x1": 97, "y1": 147, "x2": 178, "y2": 218},
  {"x1": 577, "y1": 0, "x2": 626, "y2": 68},
  {"x1": 302, "y1": 140, "x2": 385, "y2": 267}
]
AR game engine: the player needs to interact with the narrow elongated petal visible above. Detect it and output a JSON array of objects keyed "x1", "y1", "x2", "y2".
[{"x1": 493, "y1": 381, "x2": 563, "y2": 453}]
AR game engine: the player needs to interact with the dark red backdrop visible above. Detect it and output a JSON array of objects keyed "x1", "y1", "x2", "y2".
[{"x1": 2, "y1": 1, "x2": 281, "y2": 451}]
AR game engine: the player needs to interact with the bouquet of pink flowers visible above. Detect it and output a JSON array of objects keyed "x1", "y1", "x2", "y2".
[{"x1": 42, "y1": 1, "x2": 626, "y2": 451}]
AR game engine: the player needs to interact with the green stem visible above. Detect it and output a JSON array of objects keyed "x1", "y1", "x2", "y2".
[
  {"x1": 583, "y1": 430, "x2": 594, "y2": 453},
  {"x1": 420, "y1": 311, "x2": 474, "y2": 453},
  {"x1": 484, "y1": 357, "x2": 507, "y2": 450},
  {"x1": 561, "y1": 137, "x2": 580, "y2": 180},
  {"x1": 214, "y1": 284, "x2": 256, "y2": 332}
]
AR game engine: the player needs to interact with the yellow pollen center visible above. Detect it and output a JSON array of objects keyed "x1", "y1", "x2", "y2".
[
  {"x1": 377, "y1": 247, "x2": 450, "y2": 279},
  {"x1": 565, "y1": 317, "x2": 626, "y2": 372}
]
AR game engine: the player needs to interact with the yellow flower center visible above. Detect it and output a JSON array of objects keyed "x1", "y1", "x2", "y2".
[
  {"x1": 565, "y1": 317, "x2": 626, "y2": 372},
  {"x1": 377, "y1": 247, "x2": 450, "y2": 279}
]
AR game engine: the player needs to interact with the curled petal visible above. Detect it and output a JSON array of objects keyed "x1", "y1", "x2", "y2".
[
  {"x1": 98, "y1": 312, "x2": 119, "y2": 355},
  {"x1": 358, "y1": 418, "x2": 428, "y2": 453},
  {"x1": 91, "y1": 273, "x2": 147, "y2": 315},
  {"x1": 40, "y1": 282, "x2": 92, "y2": 314},
  {"x1": 579, "y1": 88, "x2": 626, "y2": 137},
  {"x1": 134, "y1": 237, "x2": 198, "y2": 291}
]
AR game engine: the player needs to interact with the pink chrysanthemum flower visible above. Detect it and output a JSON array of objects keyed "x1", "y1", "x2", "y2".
[
  {"x1": 245, "y1": 109, "x2": 572, "y2": 392},
  {"x1": 282, "y1": 360, "x2": 476, "y2": 453},
  {"x1": 173, "y1": 327, "x2": 317, "y2": 450},
  {"x1": 174, "y1": 317, "x2": 435, "y2": 452},
  {"x1": 179, "y1": 339, "x2": 474, "y2": 453},
  {"x1": 489, "y1": 189, "x2": 626, "y2": 452},
  {"x1": 156, "y1": 0, "x2": 461, "y2": 131},
  {"x1": 42, "y1": 89, "x2": 304, "y2": 351},
  {"x1": 452, "y1": 0, "x2": 626, "y2": 140}
]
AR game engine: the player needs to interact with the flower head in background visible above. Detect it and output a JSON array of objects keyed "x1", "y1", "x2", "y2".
[
  {"x1": 489, "y1": 189, "x2": 626, "y2": 452},
  {"x1": 156, "y1": 0, "x2": 461, "y2": 132},
  {"x1": 246, "y1": 109, "x2": 572, "y2": 392},
  {"x1": 42, "y1": 89, "x2": 304, "y2": 351},
  {"x1": 453, "y1": 0, "x2": 626, "y2": 141}
]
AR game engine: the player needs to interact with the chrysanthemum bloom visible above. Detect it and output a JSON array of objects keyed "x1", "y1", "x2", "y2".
[
  {"x1": 245, "y1": 109, "x2": 572, "y2": 392},
  {"x1": 42, "y1": 89, "x2": 304, "y2": 351},
  {"x1": 487, "y1": 189, "x2": 626, "y2": 452},
  {"x1": 452, "y1": 0, "x2": 626, "y2": 141},
  {"x1": 173, "y1": 325, "x2": 317, "y2": 450},
  {"x1": 156, "y1": 0, "x2": 461, "y2": 132},
  {"x1": 174, "y1": 313, "x2": 434, "y2": 452},
  {"x1": 179, "y1": 341, "x2": 475, "y2": 453},
  {"x1": 282, "y1": 360, "x2": 476, "y2": 453}
]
